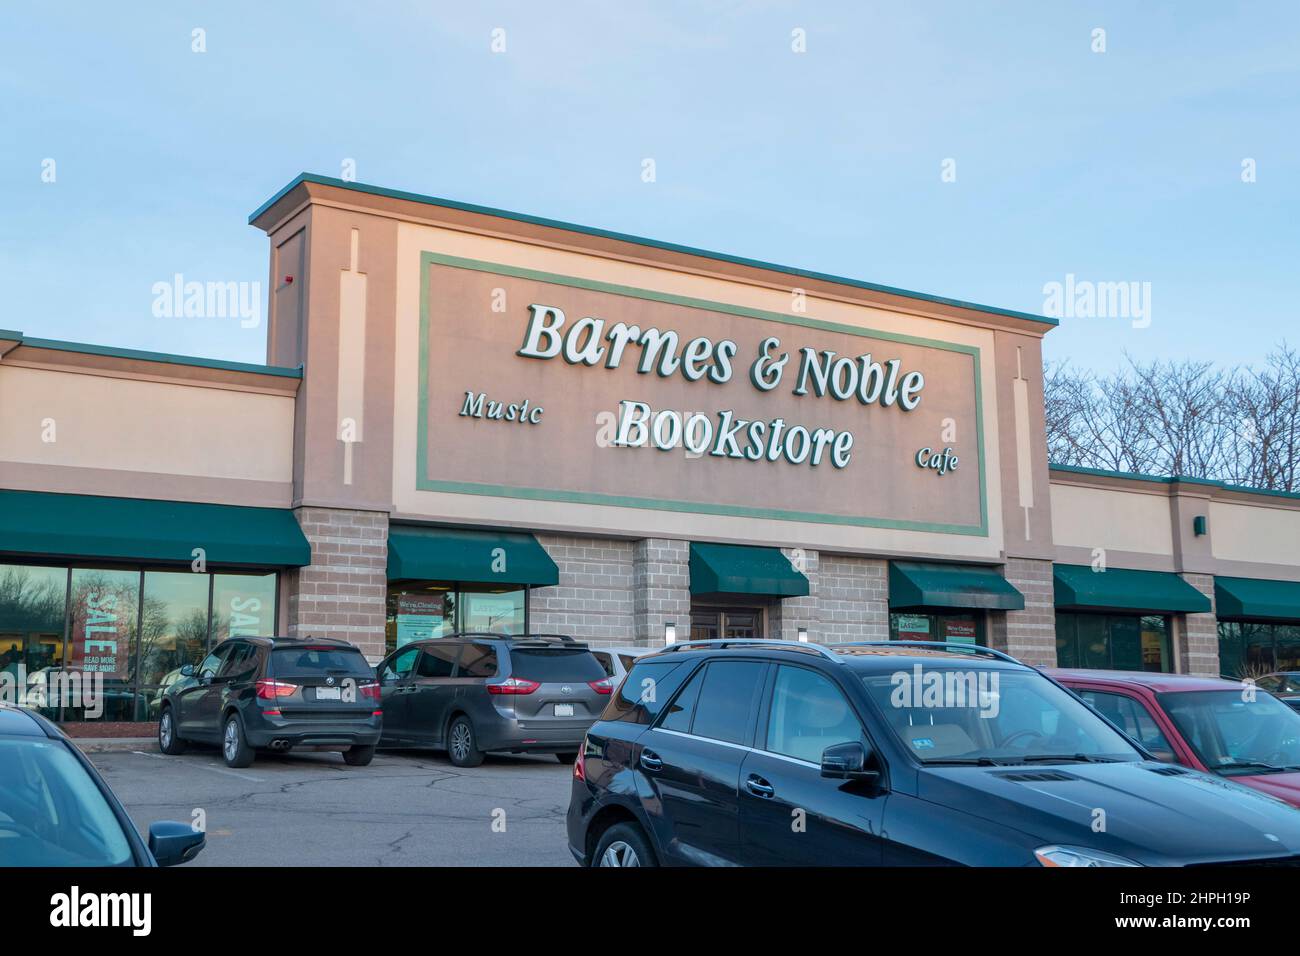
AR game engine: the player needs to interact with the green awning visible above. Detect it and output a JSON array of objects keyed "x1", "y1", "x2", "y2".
[
  {"x1": 1215, "y1": 576, "x2": 1300, "y2": 622},
  {"x1": 689, "y1": 542, "x2": 809, "y2": 598},
  {"x1": 889, "y1": 562, "x2": 1025, "y2": 611},
  {"x1": 1053, "y1": 564, "x2": 1211, "y2": 614},
  {"x1": 387, "y1": 527, "x2": 558, "y2": 586},
  {"x1": 0, "y1": 489, "x2": 310, "y2": 566}
]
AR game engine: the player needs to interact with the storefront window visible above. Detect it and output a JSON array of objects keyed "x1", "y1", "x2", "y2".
[
  {"x1": 139, "y1": 571, "x2": 211, "y2": 719},
  {"x1": 387, "y1": 585, "x2": 456, "y2": 648},
  {"x1": 462, "y1": 586, "x2": 525, "y2": 634},
  {"x1": 0, "y1": 564, "x2": 68, "y2": 718},
  {"x1": 385, "y1": 583, "x2": 526, "y2": 653},
  {"x1": 0, "y1": 562, "x2": 279, "y2": 723},
  {"x1": 1056, "y1": 612, "x2": 1171, "y2": 672},
  {"x1": 210, "y1": 573, "x2": 277, "y2": 643},
  {"x1": 890, "y1": 611, "x2": 984, "y2": 646},
  {"x1": 67, "y1": 567, "x2": 141, "y2": 721},
  {"x1": 1218, "y1": 621, "x2": 1300, "y2": 679}
]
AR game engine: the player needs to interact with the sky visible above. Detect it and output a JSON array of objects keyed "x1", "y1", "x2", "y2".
[{"x1": 1, "y1": 1, "x2": 1296, "y2": 372}]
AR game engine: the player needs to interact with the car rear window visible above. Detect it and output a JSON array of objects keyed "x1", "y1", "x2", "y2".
[
  {"x1": 508, "y1": 648, "x2": 606, "y2": 682},
  {"x1": 271, "y1": 647, "x2": 373, "y2": 678},
  {"x1": 601, "y1": 660, "x2": 688, "y2": 724}
]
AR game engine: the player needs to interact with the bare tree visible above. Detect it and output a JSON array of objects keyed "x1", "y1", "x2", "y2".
[{"x1": 1044, "y1": 344, "x2": 1300, "y2": 490}]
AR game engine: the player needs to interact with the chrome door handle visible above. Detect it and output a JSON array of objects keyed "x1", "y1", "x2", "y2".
[
  {"x1": 745, "y1": 775, "x2": 775, "y2": 798},
  {"x1": 640, "y1": 750, "x2": 663, "y2": 772}
]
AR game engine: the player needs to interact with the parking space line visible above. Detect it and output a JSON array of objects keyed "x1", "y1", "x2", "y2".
[{"x1": 127, "y1": 751, "x2": 263, "y2": 782}]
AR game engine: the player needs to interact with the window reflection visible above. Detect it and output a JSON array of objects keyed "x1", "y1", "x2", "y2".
[{"x1": 140, "y1": 571, "x2": 210, "y2": 719}]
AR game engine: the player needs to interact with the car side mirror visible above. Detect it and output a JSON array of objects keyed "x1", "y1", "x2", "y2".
[
  {"x1": 821, "y1": 741, "x2": 880, "y2": 783},
  {"x1": 148, "y1": 821, "x2": 206, "y2": 867},
  {"x1": 179, "y1": 664, "x2": 195, "y2": 678}
]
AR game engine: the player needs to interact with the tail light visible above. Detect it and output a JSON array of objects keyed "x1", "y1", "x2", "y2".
[
  {"x1": 256, "y1": 679, "x2": 298, "y2": 700},
  {"x1": 358, "y1": 680, "x2": 381, "y2": 702},
  {"x1": 487, "y1": 676, "x2": 541, "y2": 695},
  {"x1": 588, "y1": 676, "x2": 615, "y2": 695},
  {"x1": 574, "y1": 738, "x2": 587, "y2": 781}
]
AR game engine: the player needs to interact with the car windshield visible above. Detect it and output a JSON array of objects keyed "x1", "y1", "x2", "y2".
[
  {"x1": 0, "y1": 738, "x2": 134, "y2": 866},
  {"x1": 1158, "y1": 689, "x2": 1300, "y2": 774},
  {"x1": 860, "y1": 665, "x2": 1140, "y2": 764}
]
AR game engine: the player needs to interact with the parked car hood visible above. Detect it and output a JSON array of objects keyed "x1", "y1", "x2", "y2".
[
  {"x1": 920, "y1": 760, "x2": 1300, "y2": 865},
  {"x1": 1232, "y1": 771, "x2": 1300, "y2": 809}
]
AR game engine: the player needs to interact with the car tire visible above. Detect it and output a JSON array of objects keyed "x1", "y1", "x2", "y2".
[
  {"x1": 343, "y1": 745, "x2": 375, "y2": 767},
  {"x1": 221, "y1": 713, "x2": 255, "y2": 768},
  {"x1": 157, "y1": 707, "x2": 186, "y2": 755},
  {"x1": 593, "y1": 822, "x2": 656, "y2": 868},
  {"x1": 446, "y1": 715, "x2": 484, "y2": 768},
  {"x1": 555, "y1": 751, "x2": 579, "y2": 764}
]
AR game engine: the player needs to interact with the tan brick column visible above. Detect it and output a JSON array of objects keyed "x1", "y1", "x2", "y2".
[
  {"x1": 633, "y1": 538, "x2": 691, "y2": 647},
  {"x1": 769, "y1": 548, "x2": 819, "y2": 641},
  {"x1": 286, "y1": 507, "x2": 389, "y2": 660},
  {"x1": 988, "y1": 557, "x2": 1056, "y2": 667},
  {"x1": 1176, "y1": 572, "x2": 1220, "y2": 677},
  {"x1": 816, "y1": 555, "x2": 889, "y2": 643}
]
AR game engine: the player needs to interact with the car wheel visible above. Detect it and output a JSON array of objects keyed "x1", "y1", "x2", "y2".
[
  {"x1": 158, "y1": 707, "x2": 186, "y2": 755},
  {"x1": 221, "y1": 713, "x2": 255, "y2": 768},
  {"x1": 343, "y1": 745, "x2": 375, "y2": 767},
  {"x1": 555, "y1": 751, "x2": 579, "y2": 764},
  {"x1": 447, "y1": 715, "x2": 484, "y2": 768},
  {"x1": 593, "y1": 822, "x2": 656, "y2": 868}
]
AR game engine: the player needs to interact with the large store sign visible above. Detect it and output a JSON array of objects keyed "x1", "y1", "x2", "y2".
[{"x1": 417, "y1": 253, "x2": 987, "y2": 534}]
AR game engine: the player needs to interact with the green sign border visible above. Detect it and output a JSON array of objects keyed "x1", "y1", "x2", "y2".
[{"x1": 416, "y1": 251, "x2": 989, "y2": 537}]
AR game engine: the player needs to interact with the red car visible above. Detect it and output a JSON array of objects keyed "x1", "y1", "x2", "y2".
[{"x1": 1050, "y1": 669, "x2": 1300, "y2": 808}]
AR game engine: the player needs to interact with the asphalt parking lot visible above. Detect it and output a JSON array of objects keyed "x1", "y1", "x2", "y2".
[{"x1": 90, "y1": 746, "x2": 577, "y2": 866}]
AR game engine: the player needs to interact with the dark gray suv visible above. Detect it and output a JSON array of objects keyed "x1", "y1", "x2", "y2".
[
  {"x1": 158, "y1": 636, "x2": 382, "y2": 768},
  {"x1": 375, "y1": 634, "x2": 614, "y2": 766}
]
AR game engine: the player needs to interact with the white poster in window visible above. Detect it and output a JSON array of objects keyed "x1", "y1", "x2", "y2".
[{"x1": 395, "y1": 593, "x2": 444, "y2": 646}]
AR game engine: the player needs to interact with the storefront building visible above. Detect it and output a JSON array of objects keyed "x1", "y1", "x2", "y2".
[{"x1": 3, "y1": 173, "x2": 1300, "y2": 723}]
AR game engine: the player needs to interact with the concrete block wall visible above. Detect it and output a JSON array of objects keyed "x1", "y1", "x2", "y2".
[
  {"x1": 1177, "y1": 572, "x2": 1220, "y2": 677},
  {"x1": 633, "y1": 538, "x2": 692, "y2": 646},
  {"x1": 815, "y1": 555, "x2": 889, "y2": 643},
  {"x1": 988, "y1": 557, "x2": 1055, "y2": 667},
  {"x1": 287, "y1": 507, "x2": 388, "y2": 659},
  {"x1": 769, "y1": 548, "x2": 820, "y2": 641},
  {"x1": 529, "y1": 535, "x2": 635, "y2": 643}
]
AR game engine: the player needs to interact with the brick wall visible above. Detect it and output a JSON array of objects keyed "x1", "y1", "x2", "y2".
[
  {"x1": 988, "y1": 557, "x2": 1056, "y2": 667},
  {"x1": 287, "y1": 507, "x2": 388, "y2": 660},
  {"x1": 1177, "y1": 573, "x2": 1220, "y2": 677},
  {"x1": 815, "y1": 555, "x2": 889, "y2": 643},
  {"x1": 529, "y1": 535, "x2": 635, "y2": 644},
  {"x1": 633, "y1": 538, "x2": 691, "y2": 646},
  {"x1": 769, "y1": 548, "x2": 819, "y2": 641}
]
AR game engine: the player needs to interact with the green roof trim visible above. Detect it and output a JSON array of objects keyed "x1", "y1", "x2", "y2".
[
  {"x1": 252, "y1": 173, "x2": 1057, "y2": 329},
  {"x1": 889, "y1": 561, "x2": 1025, "y2": 611},
  {"x1": 1215, "y1": 577, "x2": 1300, "y2": 622},
  {"x1": 386, "y1": 527, "x2": 558, "y2": 587},
  {"x1": 0, "y1": 489, "x2": 310, "y2": 567},
  {"x1": 11, "y1": 334, "x2": 302, "y2": 378},
  {"x1": 1049, "y1": 463, "x2": 1300, "y2": 503},
  {"x1": 1053, "y1": 564, "x2": 1211, "y2": 614},
  {"x1": 688, "y1": 542, "x2": 810, "y2": 598}
]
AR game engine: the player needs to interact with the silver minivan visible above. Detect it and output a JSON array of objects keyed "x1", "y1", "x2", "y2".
[{"x1": 376, "y1": 634, "x2": 613, "y2": 766}]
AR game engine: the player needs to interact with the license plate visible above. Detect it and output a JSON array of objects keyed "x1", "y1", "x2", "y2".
[
  {"x1": 316, "y1": 686, "x2": 341, "y2": 701},
  {"x1": 554, "y1": 703, "x2": 574, "y2": 717}
]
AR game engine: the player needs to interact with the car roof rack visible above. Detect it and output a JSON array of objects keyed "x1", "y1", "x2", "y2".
[
  {"x1": 451, "y1": 632, "x2": 577, "y2": 644},
  {"x1": 656, "y1": 639, "x2": 840, "y2": 661},
  {"x1": 832, "y1": 641, "x2": 1025, "y2": 666}
]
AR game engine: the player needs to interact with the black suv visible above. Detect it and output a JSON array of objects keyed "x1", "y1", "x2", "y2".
[
  {"x1": 158, "y1": 636, "x2": 382, "y2": 768},
  {"x1": 568, "y1": 640, "x2": 1300, "y2": 867},
  {"x1": 375, "y1": 634, "x2": 614, "y2": 767}
]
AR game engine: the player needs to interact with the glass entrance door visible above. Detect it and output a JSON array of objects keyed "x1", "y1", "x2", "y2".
[{"x1": 690, "y1": 607, "x2": 763, "y2": 640}]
